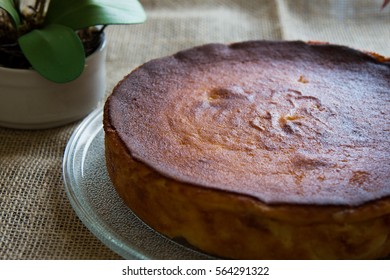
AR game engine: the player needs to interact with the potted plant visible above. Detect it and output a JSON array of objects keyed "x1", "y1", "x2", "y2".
[{"x1": 0, "y1": 0, "x2": 146, "y2": 129}]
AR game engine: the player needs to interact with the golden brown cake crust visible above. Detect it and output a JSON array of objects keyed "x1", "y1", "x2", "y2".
[{"x1": 105, "y1": 40, "x2": 390, "y2": 206}]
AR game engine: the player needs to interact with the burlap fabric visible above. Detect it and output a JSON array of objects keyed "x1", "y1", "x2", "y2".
[{"x1": 0, "y1": 0, "x2": 389, "y2": 260}]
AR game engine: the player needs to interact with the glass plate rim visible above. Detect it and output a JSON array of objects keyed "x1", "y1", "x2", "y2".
[{"x1": 62, "y1": 107, "x2": 147, "y2": 259}]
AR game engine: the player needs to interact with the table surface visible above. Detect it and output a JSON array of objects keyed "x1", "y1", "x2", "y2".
[{"x1": 1, "y1": 0, "x2": 389, "y2": 260}]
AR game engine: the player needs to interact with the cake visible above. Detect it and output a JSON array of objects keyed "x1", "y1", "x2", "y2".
[{"x1": 103, "y1": 40, "x2": 390, "y2": 259}]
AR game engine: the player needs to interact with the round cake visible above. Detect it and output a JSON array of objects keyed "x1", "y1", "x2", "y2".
[{"x1": 103, "y1": 40, "x2": 390, "y2": 259}]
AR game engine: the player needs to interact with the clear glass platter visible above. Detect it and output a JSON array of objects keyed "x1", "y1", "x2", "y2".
[{"x1": 62, "y1": 107, "x2": 211, "y2": 259}]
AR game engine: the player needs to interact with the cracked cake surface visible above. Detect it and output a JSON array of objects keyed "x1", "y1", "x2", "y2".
[{"x1": 105, "y1": 40, "x2": 390, "y2": 206}]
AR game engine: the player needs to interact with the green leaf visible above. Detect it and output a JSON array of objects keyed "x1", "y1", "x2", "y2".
[
  {"x1": 18, "y1": 24, "x2": 85, "y2": 83},
  {"x1": 45, "y1": 0, "x2": 146, "y2": 30},
  {"x1": 0, "y1": 0, "x2": 21, "y2": 26}
]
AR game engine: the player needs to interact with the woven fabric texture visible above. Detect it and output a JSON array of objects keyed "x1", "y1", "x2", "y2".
[{"x1": 0, "y1": 0, "x2": 389, "y2": 259}]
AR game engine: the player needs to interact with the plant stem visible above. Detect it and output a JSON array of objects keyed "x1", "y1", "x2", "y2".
[
  {"x1": 38, "y1": 0, "x2": 47, "y2": 17},
  {"x1": 32, "y1": 0, "x2": 47, "y2": 18}
]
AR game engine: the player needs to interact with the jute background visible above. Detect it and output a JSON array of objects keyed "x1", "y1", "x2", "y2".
[{"x1": 1, "y1": 0, "x2": 389, "y2": 259}]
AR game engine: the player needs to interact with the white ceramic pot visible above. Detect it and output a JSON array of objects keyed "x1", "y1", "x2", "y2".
[{"x1": 0, "y1": 36, "x2": 106, "y2": 129}]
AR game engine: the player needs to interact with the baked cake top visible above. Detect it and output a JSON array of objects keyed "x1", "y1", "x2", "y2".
[{"x1": 105, "y1": 40, "x2": 390, "y2": 206}]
